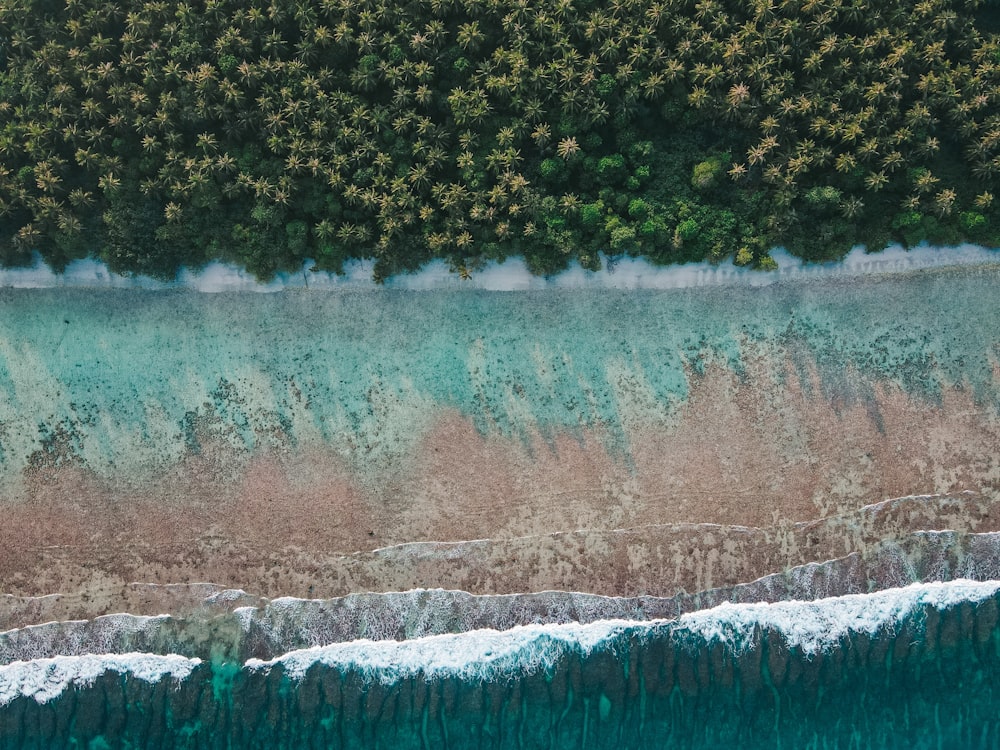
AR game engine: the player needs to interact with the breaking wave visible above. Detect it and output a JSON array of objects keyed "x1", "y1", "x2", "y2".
[
  {"x1": 0, "y1": 652, "x2": 199, "y2": 706},
  {"x1": 2, "y1": 581, "x2": 1000, "y2": 748},
  {"x1": 245, "y1": 580, "x2": 1000, "y2": 683}
]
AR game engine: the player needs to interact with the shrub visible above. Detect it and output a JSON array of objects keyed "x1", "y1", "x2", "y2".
[
  {"x1": 597, "y1": 74, "x2": 616, "y2": 97},
  {"x1": 628, "y1": 198, "x2": 651, "y2": 218},
  {"x1": 639, "y1": 217, "x2": 669, "y2": 245},
  {"x1": 579, "y1": 201, "x2": 604, "y2": 227},
  {"x1": 539, "y1": 158, "x2": 566, "y2": 182},
  {"x1": 596, "y1": 154, "x2": 627, "y2": 185},
  {"x1": 691, "y1": 154, "x2": 728, "y2": 191},
  {"x1": 892, "y1": 210, "x2": 925, "y2": 247},
  {"x1": 960, "y1": 211, "x2": 987, "y2": 233},
  {"x1": 892, "y1": 210, "x2": 922, "y2": 229},
  {"x1": 803, "y1": 186, "x2": 844, "y2": 217},
  {"x1": 218, "y1": 54, "x2": 238, "y2": 74},
  {"x1": 286, "y1": 220, "x2": 309, "y2": 256},
  {"x1": 676, "y1": 217, "x2": 699, "y2": 240},
  {"x1": 609, "y1": 223, "x2": 637, "y2": 251},
  {"x1": 691, "y1": 158, "x2": 722, "y2": 190}
]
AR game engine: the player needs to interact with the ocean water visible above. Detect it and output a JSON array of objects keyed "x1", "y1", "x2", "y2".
[{"x1": 1, "y1": 582, "x2": 1000, "y2": 749}]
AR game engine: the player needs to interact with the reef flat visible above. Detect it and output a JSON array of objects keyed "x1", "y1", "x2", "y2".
[{"x1": 0, "y1": 264, "x2": 998, "y2": 605}]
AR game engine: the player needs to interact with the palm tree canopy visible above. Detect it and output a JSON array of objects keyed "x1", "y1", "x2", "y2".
[{"x1": 0, "y1": 0, "x2": 997, "y2": 278}]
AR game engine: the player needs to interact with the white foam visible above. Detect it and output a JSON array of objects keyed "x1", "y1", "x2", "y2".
[
  {"x1": 0, "y1": 245, "x2": 996, "y2": 292},
  {"x1": 246, "y1": 618, "x2": 635, "y2": 683},
  {"x1": 0, "y1": 582, "x2": 994, "y2": 698},
  {"x1": 0, "y1": 613, "x2": 168, "y2": 641},
  {"x1": 678, "y1": 579, "x2": 1000, "y2": 654},
  {"x1": 0, "y1": 652, "x2": 200, "y2": 705},
  {"x1": 205, "y1": 588, "x2": 251, "y2": 604},
  {"x1": 246, "y1": 581, "x2": 1000, "y2": 682}
]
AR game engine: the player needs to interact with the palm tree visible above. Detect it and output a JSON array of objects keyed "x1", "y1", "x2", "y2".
[
  {"x1": 913, "y1": 169, "x2": 939, "y2": 193},
  {"x1": 864, "y1": 170, "x2": 888, "y2": 191},
  {"x1": 556, "y1": 137, "x2": 579, "y2": 159},
  {"x1": 457, "y1": 21, "x2": 484, "y2": 51},
  {"x1": 880, "y1": 150, "x2": 904, "y2": 172},
  {"x1": 14, "y1": 223, "x2": 41, "y2": 250},
  {"x1": 841, "y1": 196, "x2": 864, "y2": 219},
  {"x1": 68, "y1": 188, "x2": 95, "y2": 208},
  {"x1": 933, "y1": 188, "x2": 956, "y2": 216},
  {"x1": 974, "y1": 192, "x2": 994, "y2": 209}
]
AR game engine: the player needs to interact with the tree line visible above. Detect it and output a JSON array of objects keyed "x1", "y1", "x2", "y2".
[{"x1": 1, "y1": 0, "x2": 998, "y2": 279}]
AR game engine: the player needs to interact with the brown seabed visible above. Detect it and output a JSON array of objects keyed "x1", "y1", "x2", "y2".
[{"x1": 2, "y1": 354, "x2": 997, "y2": 622}]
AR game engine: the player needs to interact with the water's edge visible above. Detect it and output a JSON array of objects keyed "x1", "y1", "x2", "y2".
[{"x1": 1, "y1": 245, "x2": 998, "y2": 292}]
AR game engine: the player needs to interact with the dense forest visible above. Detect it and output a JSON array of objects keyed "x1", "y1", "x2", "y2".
[{"x1": 1, "y1": 0, "x2": 999, "y2": 280}]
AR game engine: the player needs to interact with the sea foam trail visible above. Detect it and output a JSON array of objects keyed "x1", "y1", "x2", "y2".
[
  {"x1": 5, "y1": 532, "x2": 1000, "y2": 665},
  {"x1": 3, "y1": 581, "x2": 995, "y2": 700},
  {"x1": 244, "y1": 616, "x2": 629, "y2": 683},
  {"x1": 677, "y1": 578, "x2": 1000, "y2": 654},
  {"x1": 0, "y1": 244, "x2": 997, "y2": 292}
]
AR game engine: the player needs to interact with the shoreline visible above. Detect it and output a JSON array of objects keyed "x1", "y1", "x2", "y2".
[{"x1": 0, "y1": 244, "x2": 997, "y2": 293}]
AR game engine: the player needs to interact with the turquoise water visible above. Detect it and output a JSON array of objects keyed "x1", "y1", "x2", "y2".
[
  {"x1": 1, "y1": 585, "x2": 999, "y2": 749},
  {"x1": 0, "y1": 266, "x2": 998, "y2": 485}
]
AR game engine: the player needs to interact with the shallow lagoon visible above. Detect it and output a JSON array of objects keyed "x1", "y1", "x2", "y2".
[{"x1": 0, "y1": 258, "x2": 998, "y2": 486}]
